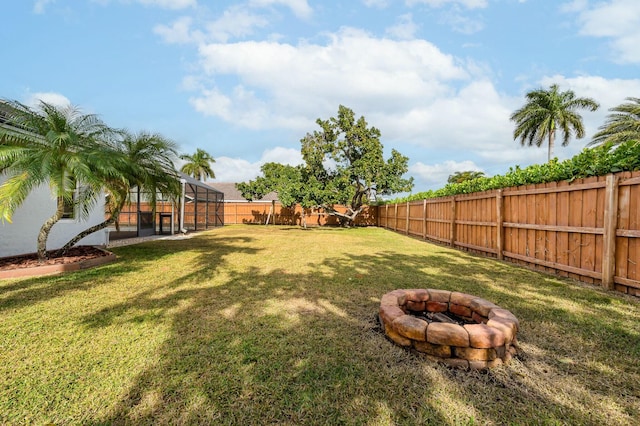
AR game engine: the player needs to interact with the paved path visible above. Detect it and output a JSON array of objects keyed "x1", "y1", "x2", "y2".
[{"x1": 107, "y1": 233, "x2": 195, "y2": 248}]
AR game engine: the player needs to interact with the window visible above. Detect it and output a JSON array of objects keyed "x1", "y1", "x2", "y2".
[
  {"x1": 58, "y1": 177, "x2": 76, "y2": 220},
  {"x1": 58, "y1": 195, "x2": 75, "y2": 219}
]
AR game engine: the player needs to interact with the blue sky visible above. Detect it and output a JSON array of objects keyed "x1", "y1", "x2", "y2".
[{"x1": 2, "y1": 0, "x2": 639, "y2": 193}]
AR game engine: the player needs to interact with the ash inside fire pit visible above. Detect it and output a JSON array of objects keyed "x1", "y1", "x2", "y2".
[
  {"x1": 379, "y1": 289, "x2": 519, "y2": 369},
  {"x1": 411, "y1": 311, "x2": 473, "y2": 326}
]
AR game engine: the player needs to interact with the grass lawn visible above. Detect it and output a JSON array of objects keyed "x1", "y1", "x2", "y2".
[{"x1": 1, "y1": 225, "x2": 639, "y2": 425}]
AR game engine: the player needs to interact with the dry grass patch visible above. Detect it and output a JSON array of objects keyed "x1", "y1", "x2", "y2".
[{"x1": 1, "y1": 225, "x2": 639, "y2": 425}]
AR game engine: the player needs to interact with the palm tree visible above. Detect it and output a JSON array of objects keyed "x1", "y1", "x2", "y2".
[
  {"x1": 0, "y1": 100, "x2": 118, "y2": 260},
  {"x1": 180, "y1": 148, "x2": 215, "y2": 181},
  {"x1": 57, "y1": 131, "x2": 181, "y2": 255},
  {"x1": 510, "y1": 84, "x2": 599, "y2": 161},
  {"x1": 590, "y1": 97, "x2": 640, "y2": 147}
]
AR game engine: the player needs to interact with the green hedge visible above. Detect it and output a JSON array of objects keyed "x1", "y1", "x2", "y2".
[{"x1": 388, "y1": 140, "x2": 640, "y2": 204}]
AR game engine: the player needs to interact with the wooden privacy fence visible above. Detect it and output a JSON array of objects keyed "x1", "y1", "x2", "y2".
[
  {"x1": 378, "y1": 171, "x2": 640, "y2": 297},
  {"x1": 223, "y1": 202, "x2": 378, "y2": 227}
]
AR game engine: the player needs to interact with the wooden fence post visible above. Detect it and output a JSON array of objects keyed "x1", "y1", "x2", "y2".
[
  {"x1": 496, "y1": 190, "x2": 504, "y2": 260},
  {"x1": 450, "y1": 197, "x2": 457, "y2": 247},
  {"x1": 602, "y1": 174, "x2": 619, "y2": 290}
]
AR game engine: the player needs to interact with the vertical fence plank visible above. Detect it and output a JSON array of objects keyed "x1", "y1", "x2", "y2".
[
  {"x1": 568, "y1": 183, "x2": 584, "y2": 281},
  {"x1": 423, "y1": 199, "x2": 427, "y2": 240},
  {"x1": 406, "y1": 201, "x2": 410, "y2": 235},
  {"x1": 581, "y1": 178, "x2": 598, "y2": 283},
  {"x1": 546, "y1": 181, "x2": 557, "y2": 274},
  {"x1": 616, "y1": 176, "x2": 631, "y2": 287},
  {"x1": 602, "y1": 174, "x2": 619, "y2": 290},
  {"x1": 394, "y1": 203, "x2": 398, "y2": 231},
  {"x1": 496, "y1": 190, "x2": 503, "y2": 260},
  {"x1": 526, "y1": 185, "x2": 537, "y2": 269},
  {"x1": 628, "y1": 176, "x2": 639, "y2": 284},
  {"x1": 450, "y1": 197, "x2": 457, "y2": 247}
]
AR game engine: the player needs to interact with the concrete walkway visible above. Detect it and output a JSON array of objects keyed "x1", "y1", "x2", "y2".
[{"x1": 107, "y1": 233, "x2": 196, "y2": 248}]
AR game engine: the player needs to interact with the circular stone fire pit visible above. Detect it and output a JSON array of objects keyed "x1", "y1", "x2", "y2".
[{"x1": 379, "y1": 289, "x2": 519, "y2": 369}]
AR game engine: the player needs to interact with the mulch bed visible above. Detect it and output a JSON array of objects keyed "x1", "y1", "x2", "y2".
[{"x1": 0, "y1": 246, "x2": 110, "y2": 271}]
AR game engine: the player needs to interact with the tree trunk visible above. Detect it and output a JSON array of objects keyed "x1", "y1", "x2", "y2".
[
  {"x1": 56, "y1": 202, "x2": 124, "y2": 256},
  {"x1": 37, "y1": 206, "x2": 64, "y2": 261},
  {"x1": 548, "y1": 131, "x2": 555, "y2": 162},
  {"x1": 56, "y1": 217, "x2": 116, "y2": 257},
  {"x1": 323, "y1": 205, "x2": 364, "y2": 227}
]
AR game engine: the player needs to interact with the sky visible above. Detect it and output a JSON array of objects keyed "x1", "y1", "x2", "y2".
[{"x1": 2, "y1": 0, "x2": 640, "y2": 193}]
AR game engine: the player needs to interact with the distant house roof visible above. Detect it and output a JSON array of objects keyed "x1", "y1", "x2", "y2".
[{"x1": 206, "y1": 182, "x2": 278, "y2": 202}]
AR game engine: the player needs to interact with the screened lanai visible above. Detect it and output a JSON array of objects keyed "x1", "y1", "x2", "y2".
[{"x1": 108, "y1": 172, "x2": 224, "y2": 241}]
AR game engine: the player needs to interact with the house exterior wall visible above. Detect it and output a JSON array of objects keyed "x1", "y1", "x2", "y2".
[{"x1": 0, "y1": 176, "x2": 107, "y2": 258}]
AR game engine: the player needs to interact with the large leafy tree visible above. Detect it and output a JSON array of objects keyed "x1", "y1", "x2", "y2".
[
  {"x1": 180, "y1": 148, "x2": 215, "y2": 182},
  {"x1": 590, "y1": 97, "x2": 640, "y2": 147},
  {"x1": 0, "y1": 100, "x2": 119, "y2": 260},
  {"x1": 239, "y1": 106, "x2": 413, "y2": 226},
  {"x1": 447, "y1": 170, "x2": 485, "y2": 184},
  {"x1": 511, "y1": 84, "x2": 599, "y2": 161},
  {"x1": 303, "y1": 105, "x2": 413, "y2": 224},
  {"x1": 57, "y1": 131, "x2": 181, "y2": 255}
]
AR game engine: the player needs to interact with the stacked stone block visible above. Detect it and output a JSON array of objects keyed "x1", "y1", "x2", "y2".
[{"x1": 379, "y1": 289, "x2": 519, "y2": 369}]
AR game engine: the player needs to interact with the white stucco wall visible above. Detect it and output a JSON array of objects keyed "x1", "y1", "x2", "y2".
[{"x1": 0, "y1": 176, "x2": 107, "y2": 258}]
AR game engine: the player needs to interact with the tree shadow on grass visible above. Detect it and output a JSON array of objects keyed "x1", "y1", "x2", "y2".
[
  {"x1": 87, "y1": 241, "x2": 639, "y2": 425},
  {"x1": 0, "y1": 234, "x2": 257, "y2": 314}
]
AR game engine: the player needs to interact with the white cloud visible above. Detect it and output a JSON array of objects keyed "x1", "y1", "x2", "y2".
[
  {"x1": 374, "y1": 79, "x2": 516, "y2": 151},
  {"x1": 205, "y1": 6, "x2": 270, "y2": 42},
  {"x1": 210, "y1": 157, "x2": 260, "y2": 182},
  {"x1": 33, "y1": 0, "x2": 54, "y2": 14},
  {"x1": 249, "y1": 0, "x2": 312, "y2": 19},
  {"x1": 135, "y1": 0, "x2": 196, "y2": 9},
  {"x1": 25, "y1": 92, "x2": 72, "y2": 109},
  {"x1": 567, "y1": 0, "x2": 640, "y2": 63},
  {"x1": 410, "y1": 160, "x2": 483, "y2": 186},
  {"x1": 406, "y1": 0, "x2": 488, "y2": 9},
  {"x1": 190, "y1": 27, "x2": 469, "y2": 131},
  {"x1": 440, "y1": 10, "x2": 484, "y2": 34},
  {"x1": 91, "y1": 0, "x2": 196, "y2": 9},
  {"x1": 260, "y1": 146, "x2": 304, "y2": 165},
  {"x1": 154, "y1": 16, "x2": 204, "y2": 44},
  {"x1": 211, "y1": 147, "x2": 303, "y2": 182},
  {"x1": 385, "y1": 14, "x2": 419, "y2": 40}
]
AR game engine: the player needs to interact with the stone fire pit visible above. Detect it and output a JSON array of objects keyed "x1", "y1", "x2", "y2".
[{"x1": 379, "y1": 289, "x2": 519, "y2": 369}]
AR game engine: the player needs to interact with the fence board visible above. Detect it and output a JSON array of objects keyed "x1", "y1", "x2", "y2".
[
  {"x1": 628, "y1": 179, "x2": 639, "y2": 282},
  {"x1": 616, "y1": 183, "x2": 631, "y2": 286}
]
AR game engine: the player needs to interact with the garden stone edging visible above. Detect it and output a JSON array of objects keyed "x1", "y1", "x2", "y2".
[
  {"x1": 379, "y1": 289, "x2": 519, "y2": 369},
  {"x1": 0, "y1": 247, "x2": 117, "y2": 280}
]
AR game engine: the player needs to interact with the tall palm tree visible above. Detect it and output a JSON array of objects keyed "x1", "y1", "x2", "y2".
[
  {"x1": 180, "y1": 148, "x2": 215, "y2": 181},
  {"x1": 57, "y1": 131, "x2": 181, "y2": 255},
  {"x1": 510, "y1": 84, "x2": 599, "y2": 161},
  {"x1": 590, "y1": 97, "x2": 640, "y2": 147},
  {"x1": 0, "y1": 100, "x2": 118, "y2": 260}
]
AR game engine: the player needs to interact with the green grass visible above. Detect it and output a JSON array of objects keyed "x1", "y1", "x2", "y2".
[{"x1": 1, "y1": 225, "x2": 639, "y2": 425}]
